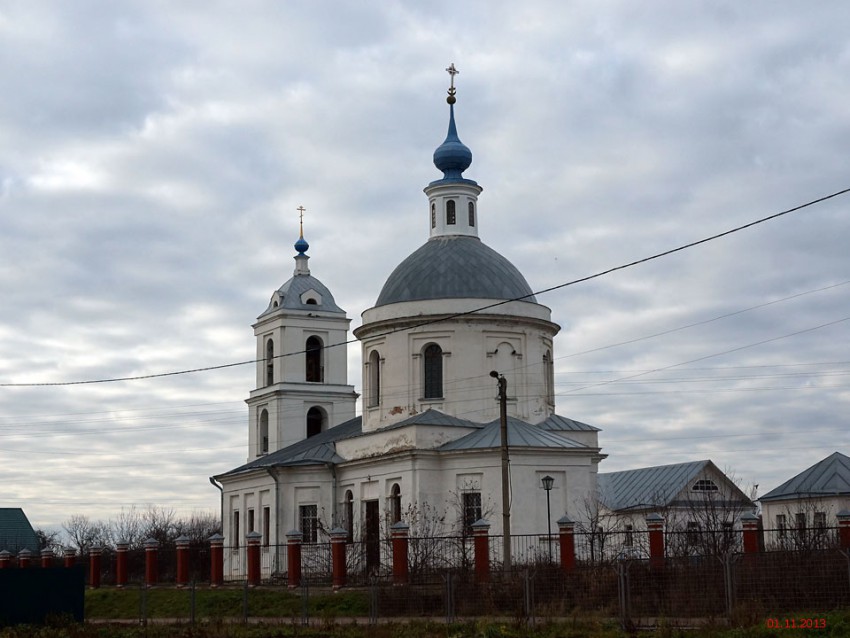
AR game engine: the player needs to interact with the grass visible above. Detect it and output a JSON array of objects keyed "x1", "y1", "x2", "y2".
[
  {"x1": 1, "y1": 612, "x2": 849, "y2": 638},
  {"x1": 2, "y1": 586, "x2": 848, "y2": 637},
  {"x1": 85, "y1": 584, "x2": 369, "y2": 620}
]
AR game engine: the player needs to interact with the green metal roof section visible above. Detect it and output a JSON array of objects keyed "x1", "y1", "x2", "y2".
[
  {"x1": 598, "y1": 460, "x2": 714, "y2": 512},
  {"x1": 539, "y1": 414, "x2": 600, "y2": 432},
  {"x1": 0, "y1": 508, "x2": 39, "y2": 553},
  {"x1": 439, "y1": 416, "x2": 588, "y2": 451},
  {"x1": 760, "y1": 451, "x2": 850, "y2": 501}
]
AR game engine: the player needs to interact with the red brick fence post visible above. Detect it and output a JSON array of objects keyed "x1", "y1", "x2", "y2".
[
  {"x1": 115, "y1": 541, "x2": 129, "y2": 588},
  {"x1": 246, "y1": 531, "x2": 262, "y2": 587},
  {"x1": 471, "y1": 519, "x2": 490, "y2": 583},
  {"x1": 557, "y1": 515, "x2": 576, "y2": 572},
  {"x1": 0, "y1": 550, "x2": 11, "y2": 569},
  {"x1": 391, "y1": 521, "x2": 410, "y2": 585},
  {"x1": 63, "y1": 548, "x2": 76, "y2": 568},
  {"x1": 18, "y1": 549, "x2": 32, "y2": 569},
  {"x1": 330, "y1": 527, "x2": 348, "y2": 590},
  {"x1": 209, "y1": 533, "x2": 224, "y2": 588},
  {"x1": 286, "y1": 530, "x2": 302, "y2": 589},
  {"x1": 41, "y1": 548, "x2": 53, "y2": 568},
  {"x1": 88, "y1": 547, "x2": 102, "y2": 589},
  {"x1": 176, "y1": 535, "x2": 191, "y2": 588},
  {"x1": 144, "y1": 538, "x2": 159, "y2": 587},
  {"x1": 646, "y1": 513, "x2": 665, "y2": 569}
]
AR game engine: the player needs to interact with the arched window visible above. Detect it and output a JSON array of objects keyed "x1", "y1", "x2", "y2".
[
  {"x1": 259, "y1": 409, "x2": 269, "y2": 454},
  {"x1": 306, "y1": 406, "x2": 324, "y2": 438},
  {"x1": 431, "y1": 203, "x2": 436, "y2": 229},
  {"x1": 389, "y1": 483, "x2": 402, "y2": 524},
  {"x1": 468, "y1": 201, "x2": 475, "y2": 227},
  {"x1": 265, "y1": 339, "x2": 274, "y2": 386},
  {"x1": 306, "y1": 336, "x2": 323, "y2": 383},
  {"x1": 344, "y1": 490, "x2": 354, "y2": 542},
  {"x1": 423, "y1": 343, "x2": 443, "y2": 399},
  {"x1": 368, "y1": 350, "x2": 381, "y2": 407},
  {"x1": 543, "y1": 350, "x2": 554, "y2": 406},
  {"x1": 446, "y1": 200, "x2": 456, "y2": 225}
]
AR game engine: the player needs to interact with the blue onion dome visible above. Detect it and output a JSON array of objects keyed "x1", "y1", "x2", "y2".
[
  {"x1": 433, "y1": 104, "x2": 473, "y2": 180},
  {"x1": 294, "y1": 234, "x2": 309, "y2": 255}
]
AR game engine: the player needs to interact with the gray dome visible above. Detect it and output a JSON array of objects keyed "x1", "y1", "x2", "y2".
[
  {"x1": 375, "y1": 236, "x2": 537, "y2": 307},
  {"x1": 259, "y1": 273, "x2": 343, "y2": 317}
]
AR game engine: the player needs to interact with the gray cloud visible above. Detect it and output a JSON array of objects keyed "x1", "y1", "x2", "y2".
[{"x1": 1, "y1": 0, "x2": 848, "y2": 531}]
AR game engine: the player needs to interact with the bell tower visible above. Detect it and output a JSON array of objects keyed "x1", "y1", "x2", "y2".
[{"x1": 246, "y1": 212, "x2": 358, "y2": 458}]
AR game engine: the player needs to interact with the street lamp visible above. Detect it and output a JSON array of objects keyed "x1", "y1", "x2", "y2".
[
  {"x1": 490, "y1": 370, "x2": 511, "y2": 571},
  {"x1": 541, "y1": 475, "x2": 554, "y2": 562}
]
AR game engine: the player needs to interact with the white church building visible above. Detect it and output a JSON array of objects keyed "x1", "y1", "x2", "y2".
[{"x1": 213, "y1": 75, "x2": 606, "y2": 571}]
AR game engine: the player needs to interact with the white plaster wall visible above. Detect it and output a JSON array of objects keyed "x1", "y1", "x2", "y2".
[
  {"x1": 761, "y1": 495, "x2": 850, "y2": 546},
  {"x1": 356, "y1": 302, "x2": 559, "y2": 431}
]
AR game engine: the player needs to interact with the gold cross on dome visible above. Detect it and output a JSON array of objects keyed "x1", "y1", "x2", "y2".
[
  {"x1": 446, "y1": 63, "x2": 459, "y2": 96},
  {"x1": 297, "y1": 205, "x2": 306, "y2": 236}
]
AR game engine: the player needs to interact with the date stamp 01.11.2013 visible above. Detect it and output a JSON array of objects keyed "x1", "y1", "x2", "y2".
[{"x1": 765, "y1": 618, "x2": 826, "y2": 630}]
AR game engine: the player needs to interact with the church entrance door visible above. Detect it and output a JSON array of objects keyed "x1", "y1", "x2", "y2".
[{"x1": 364, "y1": 499, "x2": 380, "y2": 572}]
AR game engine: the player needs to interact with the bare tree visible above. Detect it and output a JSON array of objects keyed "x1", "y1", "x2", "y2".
[
  {"x1": 34, "y1": 528, "x2": 64, "y2": 554},
  {"x1": 62, "y1": 514, "x2": 109, "y2": 553},
  {"x1": 174, "y1": 510, "x2": 221, "y2": 544},
  {"x1": 108, "y1": 506, "x2": 145, "y2": 549},
  {"x1": 140, "y1": 505, "x2": 178, "y2": 547}
]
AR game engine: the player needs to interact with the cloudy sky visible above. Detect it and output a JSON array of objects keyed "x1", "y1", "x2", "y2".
[{"x1": 1, "y1": 1, "x2": 848, "y2": 533}]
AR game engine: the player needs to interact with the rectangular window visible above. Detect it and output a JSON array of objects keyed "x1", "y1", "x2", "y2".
[
  {"x1": 248, "y1": 509, "x2": 255, "y2": 533},
  {"x1": 686, "y1": 521, "x2": 701, "y2": 545},
  {"x1": 721, "y1": 521, "x2": 734, "y2": 548},
  {"x1": 263, "y1": 507, "x2": 270, "y2": 547},
  {"x1": 233, "y1": 511, "x2": 240, "y2": 549},
  {"x1": 814, "y1": 511, "x2": 826, "y2": 530},
  {"x1": 624, "y1": 524, "x2": 634, "y2": 547},
  {"x1": 776, "y1": 514, "x2": 787, "y2": 538},
  {"x1": 299, "y1": 504, "x2": 318, "y2": 543},
  {"x1": 795, "y1": 512, "x2": 807, "y2": 542},
  {"x1": 462, "y1": 492, "x2": 482, "y2": 534},
  {"x1": 345, "y1": 499, "x2": 354, "y2": 543}
]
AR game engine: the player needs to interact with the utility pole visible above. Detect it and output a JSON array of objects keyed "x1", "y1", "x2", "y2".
[{"x1": 490, "y1": 370, "x2": 511, "y2": 572}]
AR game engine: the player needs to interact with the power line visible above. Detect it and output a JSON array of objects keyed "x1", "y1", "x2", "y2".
[{"x1": 3, "y1": 185, "x2": 848, "y2": 388}]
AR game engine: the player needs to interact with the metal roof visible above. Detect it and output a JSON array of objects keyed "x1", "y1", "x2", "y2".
[
  {"x1": 760, "y1": 451, "x2": 850, "y2": 501},
  {"x1": 598, "y1": 460, "x2": 714, "y2": 511},
  {"x1": 0, "y1": 508, "x2": 39, "y2": 553},
  {"x1": 344, "y1": 409, "x2": 484, "y2": 440},
  {"x1": 539, "y1": 414, "x2": 600, "y2": 432},
  {"x1": 258, "y1": 272, "x2": 344, "y2": 317},
  {"x1": 439, "y1": 416, "x2": 588, "y2": 451},
  {"x1": 374, "y1": 236, "x2": 537, "y2": 307},
  {"x1": 217, "y1": 417, "x2": 362, "y2": 478}
]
